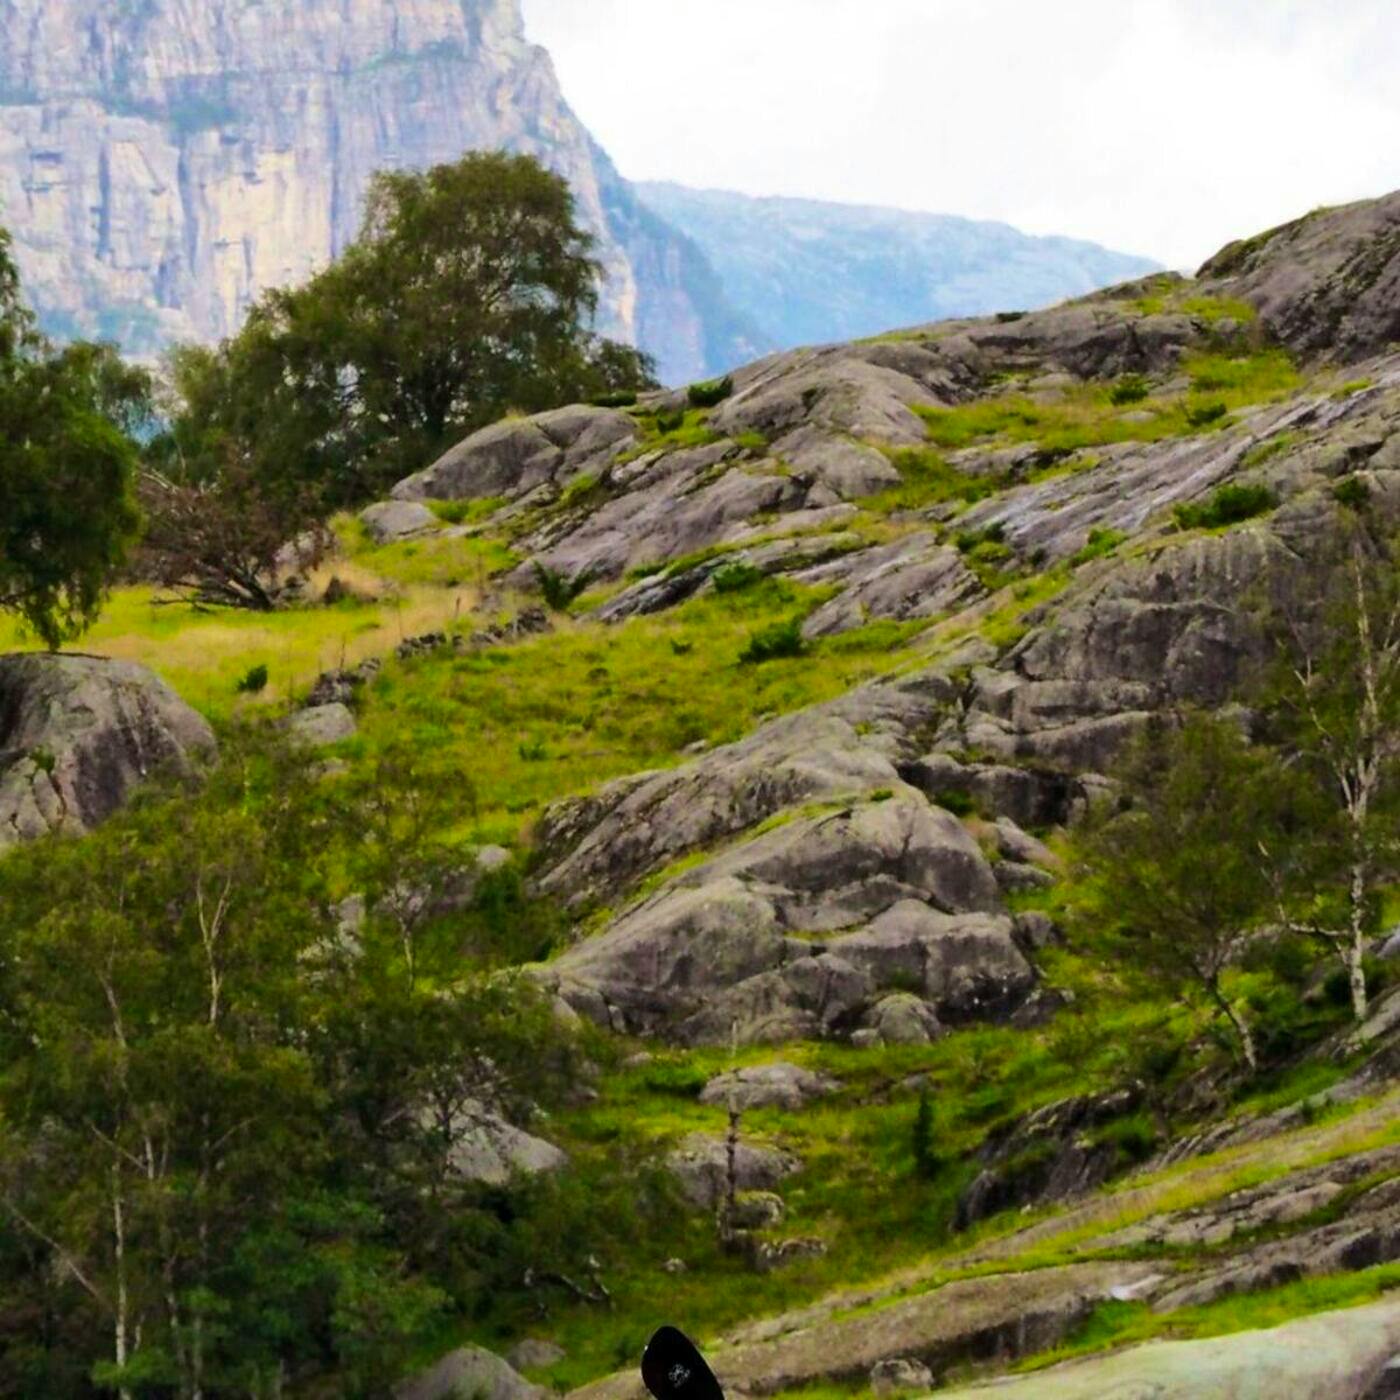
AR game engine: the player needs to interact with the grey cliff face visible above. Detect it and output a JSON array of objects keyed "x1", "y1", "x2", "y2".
[{"x1": 0, "y1": 0, "x2": 764, "y2": 382}]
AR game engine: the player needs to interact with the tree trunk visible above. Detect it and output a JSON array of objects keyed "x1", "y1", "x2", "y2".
[
  {"x1": 113, "y1": 1168, "x2": 134, "y2": 1400},
  {"x1": 1210, "y1": 980, "x2": 1259, "y2": 1073},
  {"x1": 1348, "y1": 853, "x2": 1371, "y2": 1023}
]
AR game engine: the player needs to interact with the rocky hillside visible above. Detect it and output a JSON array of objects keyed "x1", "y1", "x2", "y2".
[
  {"x1": 8, "y1": 191, "x2": 1400, "y2": 1397},
  {"x1": 636, "y1": 182, "x2": 1162, "y2": 351},
  {"x1": 0, "y1": 0, "x2": 766, "y2": 382}
]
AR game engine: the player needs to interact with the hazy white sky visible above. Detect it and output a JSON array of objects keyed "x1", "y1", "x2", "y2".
[{"x1": 520, "y1": 0, "x2": 1400, "y2": 269}]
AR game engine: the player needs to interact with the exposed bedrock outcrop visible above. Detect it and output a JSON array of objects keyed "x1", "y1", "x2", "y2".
[
  {"x1": 1199, "y1": 191, "x2": 1400, "y2": 364},
  {"x1": 941, "y1": 1295, "x2": 1400, "y2": 1399},
  {"x1": 532, "y1": 794, "x2": 1034, "y2": 1047}
]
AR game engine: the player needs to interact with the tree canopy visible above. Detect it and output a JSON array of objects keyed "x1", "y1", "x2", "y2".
[
  {"x1": 158, "y1": 152, "x2": 657, "y2": 508},
  {"x1": 0, "y1": 229, "x2": 144, "y2": 647},
  {"x1": 0, "y1": 737, "x2": 602, "y2": 1397}
]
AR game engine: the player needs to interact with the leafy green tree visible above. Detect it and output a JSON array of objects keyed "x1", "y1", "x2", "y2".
[
  {"x1": 1261, "y1": 521, "x2": 1400, "y2": 1022},
  {"x1": 163, "y1": 152, "x2": 657, "y2": 507},
  {"x1": 0, "y1": 228, "x2": 144, "y2": 647},
  {"x1": 1074, "y1": 712, "x2": 1282, "y2": 1072},
  {"x1": 0, "y1": 734, "x2": 583, "y2": 1396}
]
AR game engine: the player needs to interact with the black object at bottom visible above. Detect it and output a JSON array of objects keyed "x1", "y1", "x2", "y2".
[{"x1": 642, "y1": 1326, "x2": 724, "y2": 1400}]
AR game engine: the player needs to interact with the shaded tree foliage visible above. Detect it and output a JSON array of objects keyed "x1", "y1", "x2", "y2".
[
  {"x1": 138, "y1": 460, "x2": 329, "y2": 612},
  {"x1": 0, "y1": 228, "x2": 145, "y2": 647},
  {"x1": 158, "y1": 152, "x2": 657, "y2": 510},
  {"x1": 0, "y1": 734, "x2": 589, "y2": 1398},
  {"x1": 1074, "y1": 712, "x2": 1282, "y2": 1072}
]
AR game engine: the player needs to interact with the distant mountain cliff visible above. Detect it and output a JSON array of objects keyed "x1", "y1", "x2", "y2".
[
  {"x1": 636, "y1": 182, "x2": 1163, "y2": 351},
  {"x1": 0, "y1": 0, "x2": 1161, "y2": 385},
  {"x1": 0, "y1": 0, "x2": 767, "y2": 383}
]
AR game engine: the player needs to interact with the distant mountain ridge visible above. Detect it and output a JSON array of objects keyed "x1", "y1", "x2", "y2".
[{"x1": 635, "y1": 182, "x2": 1163, "y2": 351}]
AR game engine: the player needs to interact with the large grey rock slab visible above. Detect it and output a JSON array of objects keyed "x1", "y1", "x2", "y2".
[
  {"x1": 0, "y1": 654, "x2": 216, "y2": 848},
  {"x1": 832, "y1": 901, "x2": 1034, "y2": 1024},
  {"x1": 592, "y1": 531, "x2": 862, "y2": 623},
  {"x1": 666, "y1": 1133, "x2": 801, "y2": 1209},
  {"x1": 1199, "y1": 191, "x2": 1400, "y2": 363},
  {"x1": 569, "y1": 1260, "x2": 1159, "y2": 1400},
  {"x1": 953, "y1": 481, "x2": 1389, "y2": 771},
  {"x1": 940, "y1": 1294, "x2": 1400, "y2": 1398},
  {"x1": 523, "y1": 453, "x2": 807, "y2": 584},
  {"x1": 393, "y1": 406, "x2": 638, "y2": 502},
  {"x1": 360, "y1": 498, "x2": 439, "y2": 542},
  {"x1": 397, "y1": 1344, "x2": 547, "y2": 1400},
  {"x1": 711, "y1": 353, "x2": 935, "y2": 446},
  {"x1": 700, "y1": 1063, "x2": 837, "y2": 1112},
  {"x1": 445, "y1": 1104, "x2": 568, "y2": 1187},
  {"x1": 955, "y1": 1086, "x2": 1145, "y2": 1229},
  {"x1": 692, "y1": 796, "x2": 1002, "y2": 924},
  {"x1": 771, "y1": 426, "x2": 902, "y2": 498},
  {"x1": 535, "y1": 673, "x2": 954, "y2": 908},
  {"x1": 534, "y1": 797, "x2": 1027, "y2": 1045},
  {"x1": 798, "y1": 533, "x2": 982, "y2": 637}
]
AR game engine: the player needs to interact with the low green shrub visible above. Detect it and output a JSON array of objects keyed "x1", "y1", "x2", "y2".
[
  {"x1": 912, "y1": 1089, "x2": 940, "y2": 1179},
  {"x1": 938, "y1": 789, "x2": 978, "y2": 817},
  {"x1": 1173, "y1": 482, "x2": 1276, "y2": 530},
  {"x1": 27, "y1": 746, "x2": 56, "y2": 776},
  {"x1": 641, "y1": 1064, "x2": 709, "y2": 1098},
  {"x1": 740, "y1": 617, "x2": 807, "y2": 663},
  {"x1": 559, "y1": 472, "x2": 603, "y2": 508},
  {"x1": 1332, "y1": 378, "x2": 1374, "y2": 400},
  {"x1": 1334, "y1": 476, "x2": 1372, "y2": 511},
  {"x1": 712, "y1": 561, "x2": 765, "y2": 595},
  {"x1": 1070, "y1": 527, "x2": 1126, "y2": 567},
  {"x1": 1110, "y1": 374, "x2": 1150, "y2": 406},
  {"x1": 534, "y1": 562, "x2": 591, "y2": 611},
  {"x1": 687, "y1": 375, "x2": 735, "y2": 409},
  {"x1": 1185, "y1": 399, "x2": 1229, "y2": 428},
  {"x1": 1093, "y1": 1112, "x2": 1160, "y2": 1165},
  {"x1": 954, "y1": 523, "x2": 1006, "y2": 554},
  {"x1": 590, "y1": 390, "x2": 638, "y2": 408},
  {"x1": 236, "y1": 663, "x2": 269, "y2": 694},
  {"x1": 1241, "y1": 433, "x2": 1298, "y2": 469}
]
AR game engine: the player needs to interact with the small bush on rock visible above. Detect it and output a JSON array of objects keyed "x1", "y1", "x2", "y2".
[
  {"x1": 1334, "y1": 476, "x2": 1372, "y2": 511},
  {"x1": 687, "y1": 375, "x2": 734, "y2": 409},
  {"x1": 1185, "y1": 400, "x2": 1230, "y2": 428},
  {"x1": 712, "y1": 562, "x2": 765, "y2": 595},
  {"x1": 1174, "y1": 483, "x2": 1276, "y2": 531}
]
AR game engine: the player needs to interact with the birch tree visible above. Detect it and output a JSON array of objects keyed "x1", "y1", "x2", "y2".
[
  {"x1": 1074, "y1": 712, "x2": 1278, "y2": 1072},
  {"x1": 1265, "y1": 516, "x2": 1400, "y2": 1023}
]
